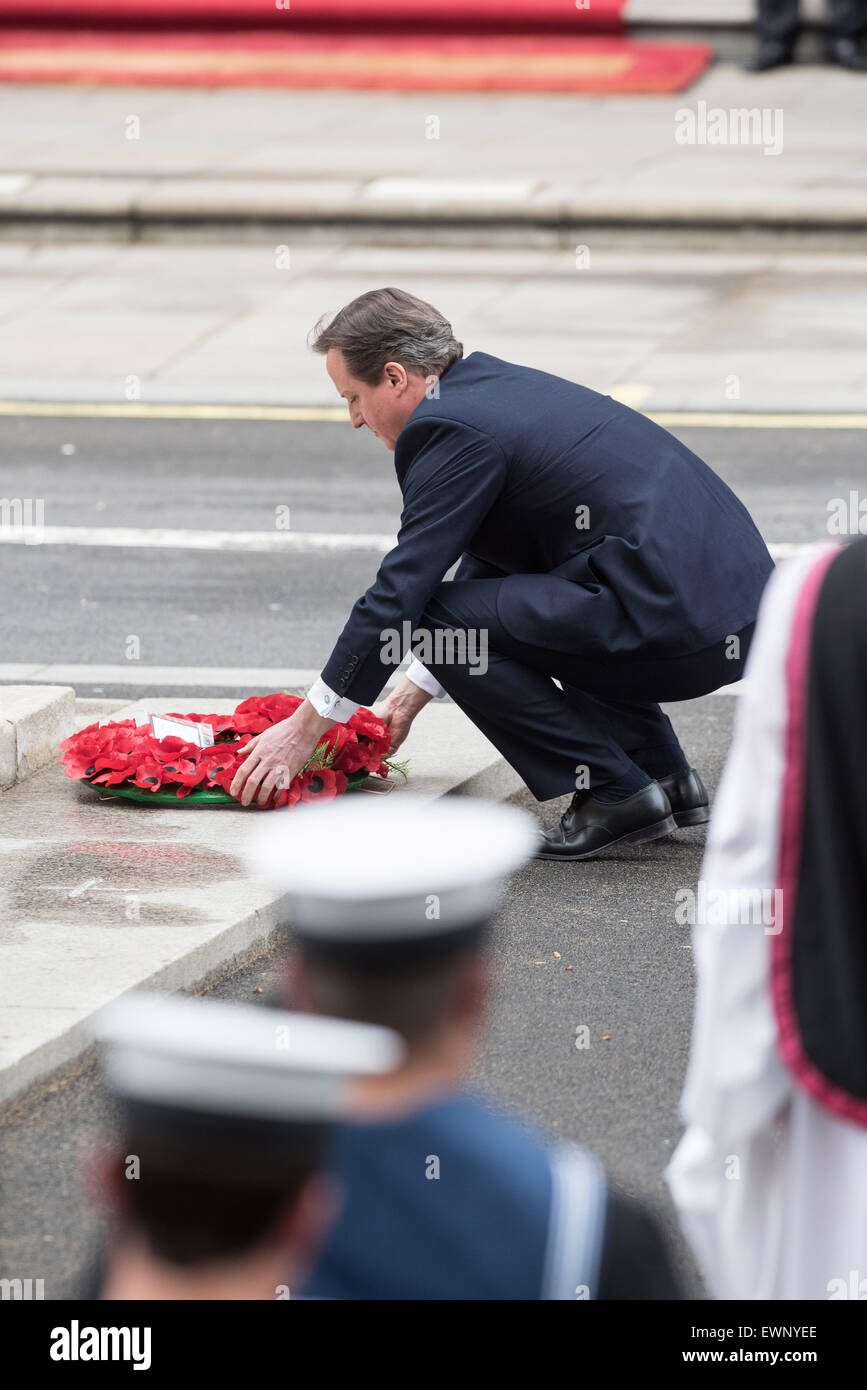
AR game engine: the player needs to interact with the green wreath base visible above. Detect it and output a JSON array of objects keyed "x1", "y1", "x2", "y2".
[{"x1": 88, "y1": 768, "x2": 372, "y2": 807}]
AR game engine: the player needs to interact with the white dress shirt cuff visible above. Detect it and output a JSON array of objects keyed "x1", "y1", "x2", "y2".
[
  {"x1": 405, "y1": 658, "x2": 446, "y2": 700},
  {"x1": 306, "y1": 676, "x2": 360, "y2": 724}
]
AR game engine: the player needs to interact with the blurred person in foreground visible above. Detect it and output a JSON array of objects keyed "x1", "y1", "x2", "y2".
[
  {"x1": 247, "y1": 794, "x2": 683, "y2": 1300},
  {"x1": 666, "y1": 538, "x2": 867, "y2": 1298},
  {"x1": 746, "y1": 0, "x2": 867, "y2": 69},
  {"x1": 85, "y1": 992, "x2": 400, "y2": 1299},
  {"x1": 231, "y1": 287, "x2": 774, "y2": 863}
]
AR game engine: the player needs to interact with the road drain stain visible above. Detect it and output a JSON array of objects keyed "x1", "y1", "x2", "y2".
[{"x1": 6, "y1": 842, "x2": 243, "y2": 928}]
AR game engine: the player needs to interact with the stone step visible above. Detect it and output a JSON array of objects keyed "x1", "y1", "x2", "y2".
[
  {"x1": 627, "y1": 0, "x2": 822, "y2": 23},
  {"x1": 0, "y1": 684, "x2": 76, "y2": 792}
]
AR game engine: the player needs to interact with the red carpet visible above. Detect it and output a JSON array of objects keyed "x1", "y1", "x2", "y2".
[
  {"x1": 0, "y1": 0, "x2": 712, "y2": 93},
  {"x1": 0, "y1": 27, "x2": 711, "y2": 92},
  {"x1": 0, "y1": 1, "x2": 625, "y2": 27}
]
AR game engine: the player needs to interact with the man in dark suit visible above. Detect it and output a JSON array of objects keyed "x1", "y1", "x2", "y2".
[
  {"x1": 746, "y1": 0, "x2": 867, "y2": 70},
  {"x1": 231, "y1": 287, "x2": 774, "y2": 860}
]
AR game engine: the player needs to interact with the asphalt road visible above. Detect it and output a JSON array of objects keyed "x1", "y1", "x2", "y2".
[
  {"x1": 0, "y1": 416, "x2": 857, "y2": 692},
  {"x1": 0, "y1": 417, "x2": 853, "y2": 1300}
]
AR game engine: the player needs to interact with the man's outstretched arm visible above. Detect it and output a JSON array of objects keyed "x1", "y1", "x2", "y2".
[{"x1": 232, "y1": 419, "x2": 506, "y2": 806}]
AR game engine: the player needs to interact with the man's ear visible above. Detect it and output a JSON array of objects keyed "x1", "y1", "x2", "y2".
[{"x1": 383, "y1": 361, "x2": 408, "y2": 391}]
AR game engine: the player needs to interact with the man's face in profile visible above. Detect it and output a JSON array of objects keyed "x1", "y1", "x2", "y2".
[{"x1": 326, "y1": 347, "x2": 428, "y2": 451}]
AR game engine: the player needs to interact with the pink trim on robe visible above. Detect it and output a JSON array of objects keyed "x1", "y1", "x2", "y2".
[{"x1": 773, "y1": 545, "x2": 867, "y2": 1127}]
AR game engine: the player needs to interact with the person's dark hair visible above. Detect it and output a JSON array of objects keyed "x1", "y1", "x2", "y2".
[
  {"x1": 301, "y1": 941, "x2": 483, "y2": 1053},
  {"x1": 309, "y1": 287, "x2": 463, "y2": 385},
  {"x1": 120, "y1": 1121, "x2": 326, "y2": 1268}
]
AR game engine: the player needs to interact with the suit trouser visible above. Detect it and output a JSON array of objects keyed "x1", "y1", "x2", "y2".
[
  {"x1": 417, "y1": 576, "x2": 756, "y2": 802},
  {"x1": 758, "y1": 0, "x2": 865, "y2": 42}
]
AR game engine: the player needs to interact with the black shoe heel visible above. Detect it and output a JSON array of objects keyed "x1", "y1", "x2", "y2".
[{"x1": 623, "y1": 813, "x2": 678, "y2": 846}]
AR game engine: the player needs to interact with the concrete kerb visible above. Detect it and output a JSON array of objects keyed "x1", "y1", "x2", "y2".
[
  {"x1": 4, "y1": 189, "x2": 867, "y2": 240},
  {"x1": 0, "y1": 684, "x2": 77, "y2": 791}
]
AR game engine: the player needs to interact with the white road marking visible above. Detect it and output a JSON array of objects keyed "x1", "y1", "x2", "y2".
[
  {"x1": 766, "y1": 541, "x2": 829, "y2": 560},
  {"x1": 0, "y1": 525, "x2": 396, "y2": 553},
  {"x1": 44, "y1": 878, "x2": 105, "y2": 898},
  {"x1": 0, "y1": 662, "x2": 747, "y2": 698},
  {"x1": 39, "y1": 882, "x2": 130, "y2": 896},
  {"x1": 0, "y1": 664, "x2": 321, "y2": 687},
  {"x1": 0, "y1": 401, "x2": 349, "y2": 421},
  {"x1": 0, "y1": 526, "x2": 826, "y2": 561},
  {"x1": 0, "y1": 174, "x2": 31, "y2": 196}
]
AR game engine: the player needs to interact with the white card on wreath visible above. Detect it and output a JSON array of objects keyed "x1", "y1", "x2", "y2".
[{"x1": 148, "y1": 713, "x2": 216, "y2": 748}]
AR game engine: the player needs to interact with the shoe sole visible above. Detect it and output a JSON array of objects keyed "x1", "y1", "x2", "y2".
[
  {"x1": 672, "y1": 806, "x2": 710, "y2": 828},
  {"x1": 535, "y1": 812, "x2": 678, "y2": 862}
]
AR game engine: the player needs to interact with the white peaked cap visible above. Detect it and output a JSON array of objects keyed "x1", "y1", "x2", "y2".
[
  {"x1": 244, "y1": 794, "x2": 538, "y2": 939},
  {"x1": 94, "y1": 991, "x2": 404, "y2": 1122}
]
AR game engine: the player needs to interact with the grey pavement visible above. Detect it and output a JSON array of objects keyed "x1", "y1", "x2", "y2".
[
  {"x1": 2, "y1": 239, "x2": 867, "y2": 410},
  {"x1": 2, "y1": 62, "x2": 867, "y2": 238}
]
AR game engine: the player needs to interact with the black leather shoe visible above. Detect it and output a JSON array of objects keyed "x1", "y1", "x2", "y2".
[
  {"x1": 826, "y1": 38, "x2": 867, "y2": 70},
  {"x1": 536, "y1": 781, "x2": 677, "y2": 861},
  {"x1": 658, "y1": 768, "x2": 709, "y2": 828},
  {"x1": 744, "y1": 41, "x2": 795, "y2": 71}
]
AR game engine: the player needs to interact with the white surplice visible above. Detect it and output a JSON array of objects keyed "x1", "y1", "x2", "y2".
[{"x1": 666, "y1": 545, "x2": 867, "y2": 1301}]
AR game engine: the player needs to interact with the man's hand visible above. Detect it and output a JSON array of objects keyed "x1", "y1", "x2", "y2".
[
  {"x1": 371, "y1": 678, "x2": 432, "y2": 755},
  {"x1": 229, "y1": 699, "x2": 335, "y2": 808}
]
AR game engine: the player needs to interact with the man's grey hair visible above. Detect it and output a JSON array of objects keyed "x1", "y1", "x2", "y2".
[{"x1": 309, "y1": 287, "x2": 463, "y2": 385}]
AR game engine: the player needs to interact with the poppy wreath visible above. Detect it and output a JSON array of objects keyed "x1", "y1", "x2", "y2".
[{"x1": 59, "y1": 692, "x2": 403, "y2": 808}]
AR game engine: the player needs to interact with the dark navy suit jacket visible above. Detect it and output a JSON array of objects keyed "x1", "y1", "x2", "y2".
[{"x1": 321, "y1": 352, "x2": 774, "y2": 707}]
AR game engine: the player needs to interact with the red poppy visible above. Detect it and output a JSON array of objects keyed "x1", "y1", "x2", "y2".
[
  {"x1": 172, "y1": 758, "x2": 208, "y2": 788},
  {"x1": 298, "y1": 768, "x2": 348, "y2": 801},
  {"x1": 272, "y1": 778, "x2": 304, "y2": 810},
  {"x1": 320, "y1": 722, "x2": 359, "y2": 768},
  {"x1": 151, "y1": 736, "x2": 198, "y2": 763},
  {"x1": 62, "y1": 753, "x2": 103, "y2": 780},
  {"x1": 233, "y1": 693, "x2": 303, "y2": 732},
  {"x1": 131, "y1": 757, "x2": 165, "y2": 791},
  {"x1": 91, "y1": 764, "x2": 138, "y2": 787},
  {"x1": 347, "y1": 708, "x2": 391, "y2": 767},
  {"x1": 92, "y1": 753, "x2": 133, "y2": 773}
]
